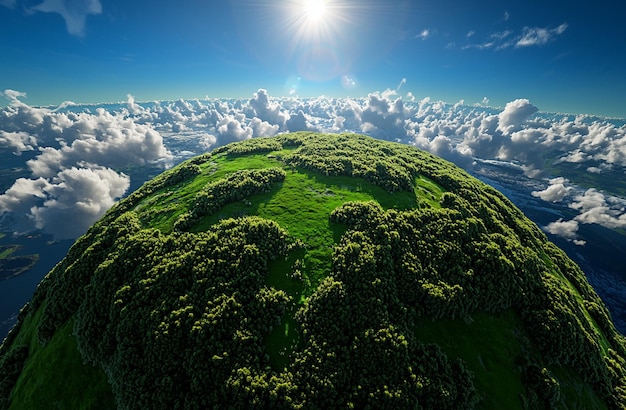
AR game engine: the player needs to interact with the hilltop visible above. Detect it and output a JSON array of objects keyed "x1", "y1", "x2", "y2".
[{"x1": 1, "y1": 132, "x2": 625, "y2": 409}]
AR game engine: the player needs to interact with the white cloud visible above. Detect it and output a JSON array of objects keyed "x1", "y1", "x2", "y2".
[
  {"x1": 3, "y1": 88, "x2": 626, "y2": 239},
  {"x1": 464, "y1": 23, "x2": 568, "y2": 51},
  {"x1": 31, "y1": 0, "x2": 102, "y2": 36},
  {"x1": 396, "y1": 78, "x2": 407, "y2": 92},
  {"x1": 570, "y1": 189, "x2": 626, "y2": 229},
  {"x1": 2, "y1": 89, "x2": 27, "y2": 104},
  {"x1": 532, "y1": 177, "x2": 571, "y2": 202},
  {"x1": 248, "y1": 89, "x2": 289, "y2": 130},
  {"x1": 497, "y1": 99, "x2": 538, "y2": 134},
  {"x1": 360, "y1": 90, "x2": 408, "y2": 138},
  {"x1": 416, "y1": 29, "x2": 430, "y2": 40},
  {"x1": 0, "y1": 167, "x2": 129, "y2": 239},
  {"x1": 0, "y1": 91, "x2": 171, "y2": 238},
  {"x1": 216, "y1": 114, "x2": 253, "y2": 143},
  {"x1": 286, "y1": 110, "x2": 314, "y2": 132},
  {"x1": 0, "y1": 131, "x2": 38, "y2": 153},
  {"x1": 516, "y1": 23, "x2": 568, "y2": 48},
  {"x1": 24, "y1": 110, "x2": 170, "y2": 178},
  {"x1": 249, "y1": 117, "x2": 279, "y2": 137},
  {"x1": 544, "y1": 219, "x2": 582, "y2": 243}
]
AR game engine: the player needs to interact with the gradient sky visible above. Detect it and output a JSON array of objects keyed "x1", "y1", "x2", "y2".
[{"x1": 1, "y1": 0, "x2": 625, "y2": 117}]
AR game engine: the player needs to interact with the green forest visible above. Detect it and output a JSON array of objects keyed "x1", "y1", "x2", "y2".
[{"x1": 1, "y1": 132, "x2": 625, "y2": 409}]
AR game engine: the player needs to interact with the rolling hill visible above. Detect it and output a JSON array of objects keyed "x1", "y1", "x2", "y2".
[{"x1": 1, "y1": 132, "x2": 625, "y2": 409}]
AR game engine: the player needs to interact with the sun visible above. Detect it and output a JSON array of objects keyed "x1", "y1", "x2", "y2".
[
  {"x1": 280, "y1": 0, "x2": 347, "y2": 51},
  {"x1": 304, "y1": 0, "x2": 327, "y2": 23}
]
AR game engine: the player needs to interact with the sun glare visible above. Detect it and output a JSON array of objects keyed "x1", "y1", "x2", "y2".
[{"x1": 304, "y1": 0, "x2": 327, "y2": 22}]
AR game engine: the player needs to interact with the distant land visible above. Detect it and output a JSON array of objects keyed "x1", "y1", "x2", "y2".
[{"x1": 0, "y1": 246, "x2": 38, "y2": 282}]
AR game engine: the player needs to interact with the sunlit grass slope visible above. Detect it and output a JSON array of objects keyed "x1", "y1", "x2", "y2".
[{"x1": 1, "y1": 132, "x2": 625, "y2": 409}]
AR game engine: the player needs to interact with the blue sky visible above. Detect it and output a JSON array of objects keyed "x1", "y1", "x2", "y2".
[{"x1": 1, "y1": 0, "x2": 625, "y2": 117}]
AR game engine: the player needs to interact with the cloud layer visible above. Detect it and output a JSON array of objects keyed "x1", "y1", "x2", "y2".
[
  {"x1": 0, "y1": 90, "x2": 170, "y2": 238},
  {"x1": 2, "y1": 88, "x2": 626, "y2": 241}
]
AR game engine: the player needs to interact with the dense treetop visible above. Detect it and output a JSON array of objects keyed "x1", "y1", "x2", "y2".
[{"x1": 1, "y1": 132, "x2": 625, "y2": 409}]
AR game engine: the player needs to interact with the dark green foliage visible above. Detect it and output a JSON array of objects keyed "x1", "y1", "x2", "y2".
[
  {"x1": 173, "y1": 167, "x2": 286, "y2": 231},
  {"x1": 284, "y1": 133, "x2": 416, "y2": 192},
  {"x1": 36, "y1": 212, "x2": 142, "y2": 343},
  {"x1": 73, "y1": 216, "x2": 292, "y2": 409},
  {"x1": 162, "y1": 162, "x2": 201, "y2": 186},
  {"x1": 1, "y1": 132, "x2": 625, "y2": 409},
  {"x1": 521, "y1": 363, "x2": 561, "y2": 408},
  {"x1": 212, "y1": 137, "x2": 283, "y2": 156},
  {"x1": 0, "y1": 345, "x2": 28, "y2": 409}
]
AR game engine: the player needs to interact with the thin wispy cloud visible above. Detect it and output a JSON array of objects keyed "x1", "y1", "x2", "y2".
[
  {"x1": 30, "y1": 0, "x2": 102, "y2": 36},
  {"x1": 463, "y1": 23, "x2": 568, "y2": 51},
  {"x1": 0, "y1": 0, "x2": 16, "y2": 9},
  {"x1": 516, "y1": 23, "x2": 569, "y2": 47},
  {"x1": 416, "y1": 29, "x2": 430, "y2": 40}
]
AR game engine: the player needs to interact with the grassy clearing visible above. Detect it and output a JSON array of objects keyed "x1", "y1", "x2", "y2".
[
  {"x1": 9, "y1": 308, "x2": 113, "y2": 409},
  {"x1": 134, "y1": 153, "x2": 286, "y2": 232},
  {"x1": 415, "y1": 175, "x2": 445, "y2": 207},
  {"x1": 414, "y1": 310, "x2": 525, "y2": 410}
]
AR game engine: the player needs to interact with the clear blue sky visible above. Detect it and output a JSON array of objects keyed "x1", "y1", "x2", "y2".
[{"x1": 1, "y1": 0, "x2": 625, "y2": 117}]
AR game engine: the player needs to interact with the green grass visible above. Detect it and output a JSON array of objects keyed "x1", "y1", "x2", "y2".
[
  {"x1": 195, "y1": 164, "x2": 428, "y2": 370},
  {"x1": 196, "y1": 166, "x2": 422, "y2": 293},
  {"x1": 415, "y1": 175, "x2": 445, "y2": 207},
  {"x1": 550, "y1": 367, "x2": 608, "y2": 410},
  {"x1": 131, "y1": 149, "x2": 447, "y2": 371},
  {"x1": 539, "y1": 250, "x2": 612, "y2": 355},
  {"x1": 414, "y1": 310, "x2": 525, "y2": 410},
  {"x1": 9, "y1": 308, "x2": 114, "y2": 409}
]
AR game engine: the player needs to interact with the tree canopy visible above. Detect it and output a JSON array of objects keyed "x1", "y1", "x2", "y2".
[{"x1": 1, "y1": 132, "x2": 625, "y2": 409}]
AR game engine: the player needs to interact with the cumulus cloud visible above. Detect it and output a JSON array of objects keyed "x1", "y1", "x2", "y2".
[
  {"x1": 216, "y1": 114, "x2": 253, "y2": 143},
  {"x1": 3, "y1": 87, "x2": 626, "y2": 241},
  {"x1": 24, "y1": 110, "x2": 170, "y2": 178},
  {"x1": 0, "y1": 131, "x2": 38, "y2": 153},
  {"x1": 247, "y1": 89, "x2": 289, "y2": 130},
  {"x1": 0, "y1": 92, "x2": 171, "y2": 238},
  {"x1": 31, "y1": 0, "x2": 102, "y2": 36},
  {"x1": 0, "y1": 167, "x2": 129, "y2": 239},
  {"x1": 542, "y1": 188, "x2": 626, "y2": 243},
  {"x1": 532, "y1": 177, "x2": 571, "y2": 202},
  {"x1": 360, "y1": 90, "x2": 408, "y2": 138},
  {"x1": 497, "y1": 99, "x2": 539, "y2": 134},
  {"x1": 544, "y1": 219, "x2": 584, "y2": 245},
  {"x1": 570, "y1": 189, "x2": 626, "y2": 229},
  {"x1": 286, "y1": 110, "x2": 314, "y2": 132}
]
